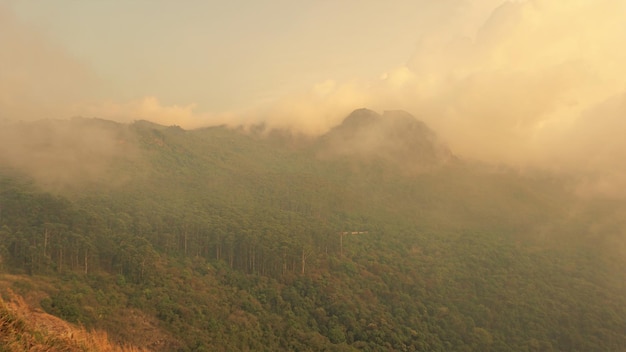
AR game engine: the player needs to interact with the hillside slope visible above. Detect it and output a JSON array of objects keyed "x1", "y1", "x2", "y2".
[
  {"x1": 0, "y1": 110, "x2": 625, "y2": 351},
  {"x1": 0, "y1": 287, "x2": 146, "y2": 352}
]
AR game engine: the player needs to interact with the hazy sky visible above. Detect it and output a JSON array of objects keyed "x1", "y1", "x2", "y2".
[
  {"x1": 2, "y1": 0, "x2": 501, "y2": 121},
  {"x1": 2, "y1": 0, "x2": 626, "y2": 196}
]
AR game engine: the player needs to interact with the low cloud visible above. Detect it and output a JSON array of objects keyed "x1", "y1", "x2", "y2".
[
  {"x1": 411, "y1": 0, "x2": 626, "y2": 196},
  {"x1": 255, "y1": 0, "x2": 626, "y2": 197},
  {"x1": 0, "y1": 118, "x2": 138, "y2": 190},
  {"x1": 74, "y1": 97, "x2": 221, "y2": 129},
  {"x1": 3, "y1": 1, "x2": 626, "y2": 197}
]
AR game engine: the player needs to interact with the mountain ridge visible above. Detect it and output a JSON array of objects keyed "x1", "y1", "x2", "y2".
[{"x1": 0, "y1": 109, "x2": 625, "y2": 351}]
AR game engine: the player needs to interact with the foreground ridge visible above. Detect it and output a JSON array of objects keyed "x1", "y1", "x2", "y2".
[{"x1": 0, "y1": 289, "x2": 147, "y2": 352}]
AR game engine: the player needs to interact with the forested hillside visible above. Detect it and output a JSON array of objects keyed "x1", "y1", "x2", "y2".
[{"x1": 1, "y1": 110, "x2": 625, "y2": 351}]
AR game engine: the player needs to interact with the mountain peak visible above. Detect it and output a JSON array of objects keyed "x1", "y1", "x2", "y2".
[
  {"x1": 318, "y1": 108, "x2": 454, "y2": 168},
  {"x1": 343, "y1": 108, "x2": 380, "y2": 124}
]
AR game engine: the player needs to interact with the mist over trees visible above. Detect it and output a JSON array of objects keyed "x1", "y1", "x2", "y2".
[{"x1": 1, "y1": 112, "x2": 626, "y2": 351}]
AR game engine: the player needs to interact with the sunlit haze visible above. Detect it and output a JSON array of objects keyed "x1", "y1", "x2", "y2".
[
  {"x1": 2, "y1": 0, "x2": 626, "y2": 196},
  {"x1": 3, "y1": 2, "x2": 626, "y2": 350}
]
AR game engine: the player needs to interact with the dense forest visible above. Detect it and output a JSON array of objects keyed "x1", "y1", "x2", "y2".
[{"x1": 1, "y1": 110, "x2": 626, "y2": 351}]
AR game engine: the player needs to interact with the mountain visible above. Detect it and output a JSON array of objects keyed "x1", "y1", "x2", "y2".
[
  {"x1": 0, "y1": 110, "x2": 625, "y2": 351},
  {"x1": 317, "y1": 109, "x2": 454, "y2": 168}
]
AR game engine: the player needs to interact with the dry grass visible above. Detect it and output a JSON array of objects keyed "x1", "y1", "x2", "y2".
[{"x1": 0, "y1": 289, "x2": 148, "y2": 352}]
